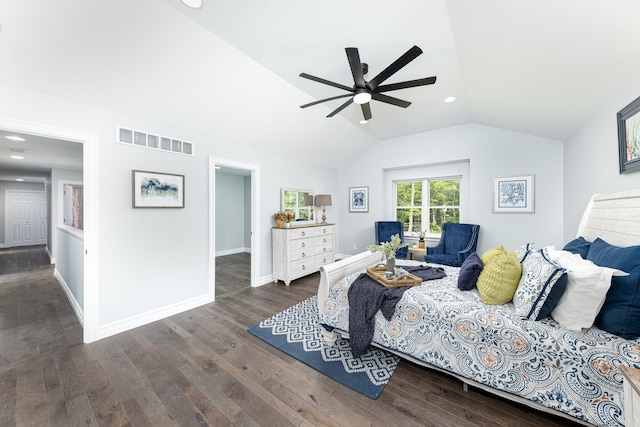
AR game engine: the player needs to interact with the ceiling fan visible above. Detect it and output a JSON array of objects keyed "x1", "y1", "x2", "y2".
[{"x1": 299, "y1": 45, "x2": 437, "y2": 121}]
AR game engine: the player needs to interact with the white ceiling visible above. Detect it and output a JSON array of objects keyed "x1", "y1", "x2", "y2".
[{"x1": 1, "y1": 0, "x2": 640, "y2": 174}]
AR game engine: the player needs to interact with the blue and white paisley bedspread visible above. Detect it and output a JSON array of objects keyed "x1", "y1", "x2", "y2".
[{"x1": 319, "y1": 260, "x2": 640, "y2": 426}]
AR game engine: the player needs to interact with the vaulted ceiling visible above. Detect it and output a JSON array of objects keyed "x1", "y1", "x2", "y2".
[{"x1": 1, "y1": 0, "x2": 640, "y2": 173}]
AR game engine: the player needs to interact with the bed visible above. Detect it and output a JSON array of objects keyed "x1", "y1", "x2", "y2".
[{"x1": 317, "y1": 189, "x2": 640, "y2": 426}]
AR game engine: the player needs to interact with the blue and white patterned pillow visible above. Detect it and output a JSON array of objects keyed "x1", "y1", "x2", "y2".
[
  {"x1": 513, "y1": 248, "x2": 567, "y2": 320},
  {"x1": 514, "y1": 242, "x2": 535, "y2": 262}
]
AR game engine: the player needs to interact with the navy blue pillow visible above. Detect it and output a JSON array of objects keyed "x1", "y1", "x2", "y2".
[
  {"x1": 586, "y1": 238, "x2": 640, "y2": 338},
  {"x1": 562, "y1": 236, "x2": 591, "y2": 259},
  {"x1": 537, "y1": 273, "x2": 568, "y2": 320},
  {"x1": 457, "y1": 252, "x2": 483, "y2": 291}
]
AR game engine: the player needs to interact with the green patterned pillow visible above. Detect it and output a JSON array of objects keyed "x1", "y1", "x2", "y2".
[
  {"x1": 477, "y1": 251, "x2": 522, "y2": 304},
  {"x1": 480, "y1": 245, "x2": 506, "y2": 265}
]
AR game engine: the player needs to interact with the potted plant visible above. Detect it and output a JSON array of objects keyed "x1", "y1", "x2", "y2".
[
  {"x1": 273, "y1": 211, "x2": 287, "y2": 228},
  {"x1": 368, "y1": 234, "x2": 408, "y2": 272},
  {"x1": 417, "y1": 229, "x2": 427, "y2": 248}
]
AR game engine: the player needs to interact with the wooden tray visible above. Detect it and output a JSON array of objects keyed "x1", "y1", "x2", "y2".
[{"x1": 365, "y1": 263, "x2": 422, "y2": 288}]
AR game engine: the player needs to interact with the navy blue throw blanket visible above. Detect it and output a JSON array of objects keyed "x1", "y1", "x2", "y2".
[
  {"x1": 347, "y1": 274, "x2": 409, "y2": 358},
  {"x1": 402, "y1": 265, "x2": 446, "y2": 281},
  {"x1": 347, "y1": 266, "x2": 446, "y2": 358}
]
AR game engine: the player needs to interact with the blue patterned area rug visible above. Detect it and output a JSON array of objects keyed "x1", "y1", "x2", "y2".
[{"x1": 248, "y1": 295, "x2": 399, "y2": 399}]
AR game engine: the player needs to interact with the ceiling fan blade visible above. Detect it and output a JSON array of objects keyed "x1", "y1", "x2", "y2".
[
  {"x1": 375, "y1": 76, "x2": 437, "y2": 93},
  {"x1": 372, "y1": 93, "x2": 411, "y2": 108},
  {"x1": 327, "y1": 99, "x2": 353, "y2": 117},
  {"x1": 300, "y1": 93, "x2": 354, "y2": 109},
  {"x1": 346, "y1": 47, "x2": 366, "y2": 88},
  {"x1": 366, "y1": 45, "x2": 423, "y2": 91},
  {"x1": 361, "y1": 102, "x2": 372, "y2": 121},
  {"x1": 299, "y1": 72, "x2": 354, "y2": 92}
]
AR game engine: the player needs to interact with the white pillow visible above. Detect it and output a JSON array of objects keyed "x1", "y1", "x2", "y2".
[{"x1": 548, "y1": 250, "x2": 628, "y2": 331}]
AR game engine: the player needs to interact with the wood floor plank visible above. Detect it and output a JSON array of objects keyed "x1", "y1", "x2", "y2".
[{"x1": 0, "y1": 246, "x2": 583, "y2": 427}]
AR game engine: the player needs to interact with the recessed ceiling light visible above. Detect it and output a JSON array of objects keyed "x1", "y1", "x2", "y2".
[
  {"x1": 180, "y1": 0, "x2": 203, "y2": 9},
  {"x1": 5, "y1": 135, "x2": 26, "y2": 141},
  {"x1": 10, "y1": 155, "x2": 24, "y2": 159},
  {"x1": 15, "y1": 178, "x2": 24, "y2": 182},
  {"x1": 444, "y1": 96, "x2": 457, "y2": 103}
]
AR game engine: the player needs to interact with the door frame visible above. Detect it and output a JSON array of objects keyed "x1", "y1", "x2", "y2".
[
  {"x1": 209, "y1": 157, "x2": 260, "y2": 299},
  {"x1": 0, "y1": 116, "x2": 99, "y2": 343}
]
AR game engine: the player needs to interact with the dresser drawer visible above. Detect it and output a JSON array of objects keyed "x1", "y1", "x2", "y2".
[
  {"x1": 289, "y1": 237, "x2": 314, "y2": 252},
  {"x1": 290, "y1": 258, "x2": 315, "y2": 276},
  {"x1": 288, "y1": 228, "x2": 314, "y2": 240},
  {"x1": 314, "y1": 254, "x2": 334, "y2": 269},
  {"x1": 313, "y1": 226, "x2": 333, "y2": 236}
]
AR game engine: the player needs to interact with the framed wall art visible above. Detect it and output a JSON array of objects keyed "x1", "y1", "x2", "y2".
[
  {"x1": 617, "y1": 96, "x2": 640, "y2": 174},
  {"x1": 132, "y1": 170, "x2": 184, "y2": 208},
  {"x1": 492, "y1": 174, "x2": 534, "y2": 213},
  {"x1": 349, "y1": 186, "x2": 369, "y2": 213}
]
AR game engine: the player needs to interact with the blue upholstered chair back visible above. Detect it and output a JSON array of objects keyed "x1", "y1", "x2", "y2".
[
  {"x1": 374, "y1": 221, "x2": 408, "y2": 259},
  {"x1": 424, "y1": 222, "x2": 480, "y2": 267}
]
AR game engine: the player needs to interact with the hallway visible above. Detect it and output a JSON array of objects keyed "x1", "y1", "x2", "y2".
[{"x1": 0, "y1": 245, "x2": 82, "y2": 366}]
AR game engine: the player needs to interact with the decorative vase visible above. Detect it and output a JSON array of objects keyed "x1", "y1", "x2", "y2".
[
  {"x1": 276, "y1": 219, "x2": 284, "y2": 228},
  {"x1": 386, "y1": 256, "x2": 396, "y2": 273},
  {"x1": 419, "y1": 239, "x2": 425, "y2": 249}
]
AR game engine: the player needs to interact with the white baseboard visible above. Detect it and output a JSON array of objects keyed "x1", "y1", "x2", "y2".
[
  {"x1": 46, "y1": 246, "x2": 54, "y2": 264},
  {"x1": 255, "y1": 274, "x2": 274, "y2": 287},
  {"x1": 96, "y1": 293, "x2": 214, "y2": 341},
  {"x1": 215, "y1": 247, "x2": 251, "y2": 257},
  {"x1": 53, "y1": 269, "x2": 85, "y2": 327}
]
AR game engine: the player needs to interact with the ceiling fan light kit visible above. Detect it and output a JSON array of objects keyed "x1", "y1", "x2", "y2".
[{"x1": 299, "y1": 45, "x2": 437, "y2": 121}]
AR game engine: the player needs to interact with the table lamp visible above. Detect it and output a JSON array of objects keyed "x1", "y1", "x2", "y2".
[{"x1": 315, "y1": 194, "x2": 332, "y2": 224}]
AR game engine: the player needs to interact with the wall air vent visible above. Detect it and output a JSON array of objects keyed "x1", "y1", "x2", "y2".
[{"x1": 117, "y1": 127, "x2": 194, "y2": 156}]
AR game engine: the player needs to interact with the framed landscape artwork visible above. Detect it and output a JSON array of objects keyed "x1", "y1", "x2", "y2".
[
  {"x1": 132, "y1": 170, "x2": 185, "y2": 208},
  {"x1": 492, "y1": 175, "x2": 534, "y2": 213},
  {"x1": 617, "y1": 96, "x2": 640, "y2": 174},
  {"x1": 349, "y1": 186, "x2": 369, "y2": 212}
]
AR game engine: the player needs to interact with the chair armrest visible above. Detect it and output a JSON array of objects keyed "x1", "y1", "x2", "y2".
[
  {"x1": 427, "y1": 241, "x2": 445, "y2": 255},
  {"x1": 457, "y1": 247, "x2": 474, "y2": 264}
]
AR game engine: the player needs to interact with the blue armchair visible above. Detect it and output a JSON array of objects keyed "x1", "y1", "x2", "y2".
[
  {"x1": 423, "y1": 223, "x2": 480, "y2": 267},
  {"x1": 374, "y1": 221, "x2": 408, "y2": 259}
]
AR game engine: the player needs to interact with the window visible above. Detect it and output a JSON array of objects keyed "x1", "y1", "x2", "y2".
[
  {"x1": 282, "y1": 188, "x2": 313, "y2": 222},
  {"x1": 395, "y1": 177, "x2": 460, "y2": 235}
]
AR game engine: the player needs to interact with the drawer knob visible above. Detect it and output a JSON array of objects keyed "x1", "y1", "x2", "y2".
[
  {"x1": 323, "y1": 238, "x2": 327, "y2": 243},
  {"x1": 302, "y1": 252, "x2": 306, "y2": 258},
  {"x1": 301, "y1": 231, "x2": 306, "y2": 236},
  {"x1": 302, "y1": 242, "x2": 306, "y2": 247},
  {"x1": 323, "y1": 247, "x2": 327, "y2": 252},
  {"x1": 302, "y1": 264, "x2": 307, "y2": 270}
]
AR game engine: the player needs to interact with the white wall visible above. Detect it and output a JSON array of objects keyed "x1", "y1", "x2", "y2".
[
  {"x1": 0, "y1": 81, "x2": 338, "y2": 339},
  {"x1": 215, "y1": 172, "x2": 248, "y2": 255},
  {"x1": 563, "y1": 76, "x2": 640, "y2": 243},
  {"x1": 50, "y1": 168, "x2": 83, "y2": 261},
  {"x1": 338, "y1": 123, "x2": 565, "y2": 256},
  {"x1": 244, "y1": 176, "x2": 251, "y2": 249}
]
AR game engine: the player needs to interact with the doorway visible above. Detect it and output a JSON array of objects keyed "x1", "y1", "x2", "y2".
[
  {"x1": 209, "y1": 157, "x2": 260, "y2": 301},
  {"x1": 0, "y1": 116, "x2": 99, "y2": 343}
]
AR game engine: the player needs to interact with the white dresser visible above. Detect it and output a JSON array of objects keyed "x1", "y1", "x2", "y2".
[{"x1": 272, "y1": 224, "x2": 334, "y2": 286}]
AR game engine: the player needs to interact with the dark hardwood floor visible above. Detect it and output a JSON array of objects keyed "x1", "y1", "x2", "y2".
[{"x1": 0, "y1": 247, "x2": 582, "y2": 426}]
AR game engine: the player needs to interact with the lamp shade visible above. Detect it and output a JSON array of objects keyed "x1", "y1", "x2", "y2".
[
  {"x1": 315, "y1": 194, "x2": 332, "y2": 207},
  {"x1": 304, "y1": 194, "x2": 315, "y2": 206}
]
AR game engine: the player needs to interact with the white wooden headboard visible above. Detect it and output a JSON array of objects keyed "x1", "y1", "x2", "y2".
[{"x1": 577, "y1": 188, "x2": 640, "y2": 247}]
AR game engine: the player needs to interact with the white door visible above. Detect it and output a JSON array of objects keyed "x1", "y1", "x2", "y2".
[
  {"x1": 35, "y1": 192, "x2": 47, "y2": 245},
  {"x1": 5, "y1": 191, "x2": 46, "y2": 247}
]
